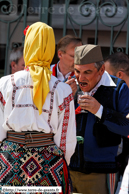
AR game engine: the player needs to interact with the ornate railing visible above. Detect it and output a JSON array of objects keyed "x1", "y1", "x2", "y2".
[
  {"x1": 0, "y1": 0, "x2": 53, "y2": 75},
  {"x1": 0, "y1": 0, "x2": 27, "y2": 75},
  {"x1": 0, "y1": 0, "x2": 129, "y2": 76},
  {"x1": 63, "y1": 0, "x2": 129, "y2": 54}
]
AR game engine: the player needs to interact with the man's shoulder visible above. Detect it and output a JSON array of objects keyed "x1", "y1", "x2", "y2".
[
  {"x1": 110, "y1": 75, "x2": 125, "y2": 86},
  {"x1": 110, "y1": 75, "x2": 128, "y2": 97}
]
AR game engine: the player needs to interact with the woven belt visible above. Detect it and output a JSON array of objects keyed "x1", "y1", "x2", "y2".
[{"x1": 7, "y1": 131, "x2": 55, "y2": 148}]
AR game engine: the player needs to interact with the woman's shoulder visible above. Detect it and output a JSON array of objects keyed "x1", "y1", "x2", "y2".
[{"x1": 50, "y1": 75, "x2": 72, "y2": 94}]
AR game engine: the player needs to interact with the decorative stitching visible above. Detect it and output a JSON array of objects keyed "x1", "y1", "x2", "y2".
[
  {"x1": 11, "y1": 75, "x2": 59, "y2": 116},
  {"x1": 59, "y1": 93, "x2": 73, "y2": 155},
  {"x1": 11, "y1": 75, "x2": 17, "y2": 108},
  {"x1": 0, "y1": 92, "x2": 6, "y2": 106},
  {"x1": 11, "y1": 75, "x2": 33, "y2": 108},
  {"x1": 47, "y1": 80, "x2": 60, "y2": 132},
  {"x1": 59, "y1": 93, "x2": 73, "y2": 111}
]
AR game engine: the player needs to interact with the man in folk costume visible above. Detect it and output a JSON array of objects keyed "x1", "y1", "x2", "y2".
[
  {"x1": 0, "y1": 22, "x2": 76, "y2": 193},
  {"x1": 51, "y1": 35, "x2": 82, "y2": 96},
  {"x1": 69, "y1": 44, "x2": 129, "y2": 194}
]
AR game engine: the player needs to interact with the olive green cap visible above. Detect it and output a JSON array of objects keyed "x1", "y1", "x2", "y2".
[{"x1": 74, "y1": 44, "x2": 103, "y2": 65}]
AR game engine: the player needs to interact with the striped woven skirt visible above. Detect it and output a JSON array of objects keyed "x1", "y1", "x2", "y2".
[{"x1": 0, "y1": 131, "x2": 71, "y2": 194}]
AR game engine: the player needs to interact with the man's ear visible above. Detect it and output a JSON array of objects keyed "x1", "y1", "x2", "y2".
[
  {"x1": 11, "y1": 61, "x2": 16, "y2": 69},
  {"x1": 116, "y1": 71, "x2": 125, "y2": 79},
  {"x1": 58, "y1": 50, "x2": 63, "y2": 59},
  {"x1": 11, "y1": 61, "x2": 17, "y2": 73},
  {"x1": 99, "y1": 64, "x2": 105, "y2": 76}
]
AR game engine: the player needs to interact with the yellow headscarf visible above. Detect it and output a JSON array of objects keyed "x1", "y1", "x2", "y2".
[{"x1": 24, "y1": 22, "x2": 55, "y2": 115}]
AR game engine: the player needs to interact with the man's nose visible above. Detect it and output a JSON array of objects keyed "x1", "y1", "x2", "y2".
[{"x1": 79, "y1": 74, "x2": 85, "y2": 82}]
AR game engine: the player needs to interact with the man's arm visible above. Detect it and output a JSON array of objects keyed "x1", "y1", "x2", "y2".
[
  {"x1": 79, "y1": 83, "x2": 129, "y2": 137},
  {"x1": 98, "y1": 83, "x2": 129, "y2": 137}
]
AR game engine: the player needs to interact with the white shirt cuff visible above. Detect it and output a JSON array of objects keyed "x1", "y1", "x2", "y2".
[{"x1": 95, "y1": 105, "x2": 103, "y2": 119}]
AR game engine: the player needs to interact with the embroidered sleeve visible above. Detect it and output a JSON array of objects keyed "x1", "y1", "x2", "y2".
[
  {"x1": 59, "y1": 93, "x2": 74, "y2": 155},
  {"x1": 58, "y1": 93, "x2": 73, "y2": 112},
  {"x1": 53, "y1": 82, "x2": 76, "y2": 165}
]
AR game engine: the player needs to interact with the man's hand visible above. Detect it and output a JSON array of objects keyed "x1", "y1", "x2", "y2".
[
  {"x1": 66, "y1": 76, "x2": 77, "y2": 96},
  {"x1": 79, "y1": 95, "x2": 101, "y2": 114}
]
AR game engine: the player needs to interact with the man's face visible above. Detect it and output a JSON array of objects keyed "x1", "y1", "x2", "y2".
[
  {"x1": 15, "y1": 56, "x2": 25, "y2": 73},
  {"x1": 74, "y1": 63, "x2": 105, "y2": 92},
  {"x1": 105, "y1": 61, "x2": 115, "y2": 76},
  {"x1": 58, "y1": 42, "x2": 82, "y2": 72}
]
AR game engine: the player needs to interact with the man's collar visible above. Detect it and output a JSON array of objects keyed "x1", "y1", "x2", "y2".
[
  {"x1": 88, "y1": 71, "x2": 116, "y2": 96},
  {"x1": 57, "y1": 61, "x2": 73, "y2": 80}
]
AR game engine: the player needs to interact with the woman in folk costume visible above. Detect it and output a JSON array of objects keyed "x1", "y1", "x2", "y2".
[{"x1": 0, "y1": 22, "x2": 76, "y2": 193}]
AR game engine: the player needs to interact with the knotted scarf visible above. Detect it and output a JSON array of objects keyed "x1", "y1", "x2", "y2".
[{"x1": 24, "y1": 22, "x2": 55, "y2": 115}]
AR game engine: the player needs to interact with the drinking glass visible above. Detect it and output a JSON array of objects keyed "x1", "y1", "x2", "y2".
[{"x1": 77, "y1": 91, "x2": 89, "y2": 113}]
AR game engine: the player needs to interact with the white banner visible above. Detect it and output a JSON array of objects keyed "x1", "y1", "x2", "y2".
[{"x1": 0, "y1": 186, "x2": 62, "y2": 193}]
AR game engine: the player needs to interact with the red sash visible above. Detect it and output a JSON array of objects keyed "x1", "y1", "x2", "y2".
[{"x1": 75, "y1": 106, "x2": 81, "y2": 115}]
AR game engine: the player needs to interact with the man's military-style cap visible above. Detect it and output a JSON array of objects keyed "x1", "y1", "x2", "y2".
[{"x1": 74, "y1": 44, "x2": 103, "y2": 65}]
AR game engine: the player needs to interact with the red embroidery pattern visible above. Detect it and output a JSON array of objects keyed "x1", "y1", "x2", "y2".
[
  {"x1": 16, "y1": 104, "x2": 37, "y2": 110},
  {"x1": 15, "y1": 103, "x2": 49, "y2": 113},
  {"x1": 11, "y1": 74, "x2": 33, "y2": 108},
  {"x1": 0, "y1": 92, "x2": 6, "y2": 106},
  {"x1": 11, "y1": 75, "x2": 60, "y2": 116},
  {"x1": 11, "y1": 74, "x2": 51, "y2": 113},
  {"x1": 11, "y1": 75, "x2": 17, "y2": 108},
  {"x1": 59, "y1": 93, "x2": 73, "y2": 154},
  {"x1": 59, "y1": 93, "x2": 73, "y2": 111},
  {"x1": 48, "y1": 80, "x2": 60, "y2": 132}
]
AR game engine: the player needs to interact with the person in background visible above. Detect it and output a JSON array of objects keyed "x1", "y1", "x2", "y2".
[
  {"x1": 0, "y1": 22, "x2": 76, "y2": 193},
  {"x1": 105, "y1": 52, "x2": 129, "y2": 194},
  {"x1": 51, "y1": 35, "x2": 82, "y2": 95},
  {"x1": 10, "y1": 46, "x2": 25, "y2": 74},
  {"x1": 105, "y1": 52, "x2": 129, "y2": 87},
  {"x1": 69, "y1": 44, "x2": 129, "y2": 194}
]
